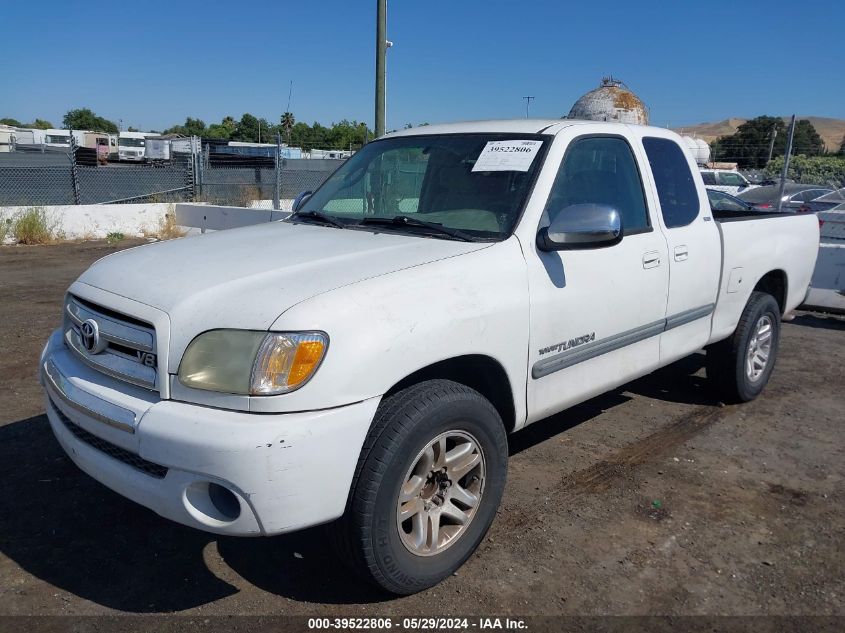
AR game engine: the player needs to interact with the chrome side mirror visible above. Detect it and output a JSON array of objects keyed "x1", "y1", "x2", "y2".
[
  {"x1": 292, "y1": 190, "x2": 313, "y2": 212},
  {"x1": 537, "y1": 204, "x2": 622, "y2": 251}
]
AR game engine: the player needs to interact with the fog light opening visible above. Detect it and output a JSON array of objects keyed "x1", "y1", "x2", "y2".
[
  {"x1": 184, "y1": 481, "x2": 242, "y2": 524},
  {"x1": 208, "y1": 483, "x2": 241, "y2": 521}
]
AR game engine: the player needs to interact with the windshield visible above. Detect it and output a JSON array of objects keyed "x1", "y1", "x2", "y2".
[
  {"x1": 119, "y1": 138, "x2": 145, "y2": 147},
  {"x1": 46, "y1": 135, "x2": 70, "y2": 145},
  {"x1": 297, "y1": 133, "x2": 548, "y2": 240}
]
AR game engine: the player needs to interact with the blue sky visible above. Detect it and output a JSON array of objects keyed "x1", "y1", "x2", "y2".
[{"x1": 1, "y1": 0, "x2": 842, "y2": 132}]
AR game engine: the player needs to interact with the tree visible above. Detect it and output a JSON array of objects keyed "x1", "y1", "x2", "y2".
[
  {"x1": 280, "y1": 112, "x2": 295, "y2": 143},
  {"x1": 712, "y1": 116, "x2": 826, "y2": 168},
  {"x1": 23, "y1": 119, "x2": 54, "y2": 130},
  {"x1": 791, "y1": 120, "x2": 824, "y2": 156},
  {"x1": 712, "y1": 116, "x2": 785, "y2": 168},
  {"x1": 0, "y1": 117, "x2": 21, "y2": 126},
  {"x1": 206, "y1": 123, "x2": 231, "y2": 140},
  {"x1": 839, "y1": 134, "x2": 845, "y2": 155},
  {"x1": 765, "y1": 155, "x2": 845, "y2": 188},
  {"x1": 62, "y1": 108, "x2": 118, "y2": 133},
  {"x1": 232, "y1": 113, "x2": 260, "y2": 142},
  {"x1": 163, "y1": 117, "x2": 207, "y2": 137},
  {"x1": 127, "y1": 126, "x2": 139, "y2": 132}
]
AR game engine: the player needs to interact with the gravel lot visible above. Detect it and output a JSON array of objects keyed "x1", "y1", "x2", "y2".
[{"x1": 0, "y1": 240, "x2": 843, "y2": 620}]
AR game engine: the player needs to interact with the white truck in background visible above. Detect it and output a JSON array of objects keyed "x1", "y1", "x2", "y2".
[
  {"x1": 118, "y1": 131, "x2": 148, "y2": 161},
  {"x1": 40, "y1": 119, "x2": 819, "y2": 595},
  {"x1": 700, "y1": 168, "x2": 759, "y2": 196}
]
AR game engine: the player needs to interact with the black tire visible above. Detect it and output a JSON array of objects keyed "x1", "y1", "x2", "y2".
[
  {"x1": 336, "y1": 379, "x2": 508, "y2": 595},
  {"x1": 706, "y1": 291, "x2": 781, "y2": 403}
]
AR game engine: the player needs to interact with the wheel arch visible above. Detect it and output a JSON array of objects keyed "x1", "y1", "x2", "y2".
[
  {"x1": 383, "y1": 355, "x2": 517, "y2": 433},
  {"x1": 753, "y1": 269, "x2": 788, "y2": 315}
]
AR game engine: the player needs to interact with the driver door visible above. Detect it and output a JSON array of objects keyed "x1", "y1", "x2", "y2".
[{"x1": 524, "y1": 133, "x2": 669, "y2": 423}]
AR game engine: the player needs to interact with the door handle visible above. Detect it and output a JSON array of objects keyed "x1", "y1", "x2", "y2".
[
  {"x1": 642, "y1": 251, "x2": 661, "y2": 269},
  {"x1": 674, "y1": 246, "x2": 689, "y2": 261}
]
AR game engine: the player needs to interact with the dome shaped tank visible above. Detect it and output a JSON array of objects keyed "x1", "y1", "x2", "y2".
[
  {"x1": 567, "y1": 77, "x2": 649, "y2": 125},
  {"x1": 682, "y1": 136, "x2": 711, "y2": 165}
]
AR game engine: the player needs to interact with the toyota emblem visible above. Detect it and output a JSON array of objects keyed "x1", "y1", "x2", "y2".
[{"x1": 80, "y1": 319, "x2": 102, "y2": 353}]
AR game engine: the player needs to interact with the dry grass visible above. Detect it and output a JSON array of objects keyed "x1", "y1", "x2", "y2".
[
  {"x1": 140, "y1": 205, "x2": 186, "y2": 241},
  {"x1": 11, "y1": 207, "x2": 60, "y2": 245},
  {"x1": 156, "y1": 213, "x2": 186, "y2": 240},
  {"x1": 234, "y1": 185, "x2": 262, "y2": 208}
]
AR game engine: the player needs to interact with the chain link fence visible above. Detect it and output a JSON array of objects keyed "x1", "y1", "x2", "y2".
[{"x1": 0, "y1": 136, "x2": 341, "y2": 209}]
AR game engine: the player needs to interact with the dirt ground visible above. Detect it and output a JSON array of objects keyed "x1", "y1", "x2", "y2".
[{"x1": 0, "y1": 240, "x2": 843, "y2": 620}]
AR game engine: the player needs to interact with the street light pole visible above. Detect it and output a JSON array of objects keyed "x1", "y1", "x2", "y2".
[
  {"x1": 523, "y1": 96, "x2": 535, "y2": 118},
  {"x1": 375, "y1": 0, "x2": 387, "y2": 138}
]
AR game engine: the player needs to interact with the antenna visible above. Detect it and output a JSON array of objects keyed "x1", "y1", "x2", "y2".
[{"x1": 286, "y1": 80, "x2": 293, "y2": 113}]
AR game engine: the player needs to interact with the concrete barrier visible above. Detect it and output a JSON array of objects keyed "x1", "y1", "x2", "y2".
[
  {"x1": 804, "y1": 242, "x2": 845, "y2": 313},
  {"x1": 174, "y1": 203, "x2": 291, "y2": 232}
]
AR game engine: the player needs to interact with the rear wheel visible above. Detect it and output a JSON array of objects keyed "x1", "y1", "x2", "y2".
[
  {"x1": 706, "y1": 291, "x2": 781, "y2": 403},
  {"x1": 337, "y1": 379, "x2": 508, "y2": 595}
]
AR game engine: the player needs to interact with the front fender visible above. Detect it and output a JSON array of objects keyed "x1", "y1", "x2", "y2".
[{"x1": 254, "y1": 239, "x2": 530, "y2": 422}]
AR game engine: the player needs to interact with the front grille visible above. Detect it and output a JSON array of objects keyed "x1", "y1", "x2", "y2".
[
  {"x1": 64, "y1": 295, "x2": 158, "y2": 390},
  {"x1": 50, "y1": 399, "x2": 168, "y2": 479}
]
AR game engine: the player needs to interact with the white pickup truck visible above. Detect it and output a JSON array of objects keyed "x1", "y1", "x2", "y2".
[{"x1": 40, "y1": 120, "x2": 819, "y2": 594}]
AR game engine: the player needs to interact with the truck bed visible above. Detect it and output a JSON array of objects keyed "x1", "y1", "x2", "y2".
[{"x1": 709, "y1": 212, "x2": 820, "y2": 343}]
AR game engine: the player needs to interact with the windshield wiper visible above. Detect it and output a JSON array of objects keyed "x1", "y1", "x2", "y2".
[
  {"x1": 357, "y1": 215, "x2": 475, "y2": 242},
  {"x1": 289, "y1": 210, "x2": 346, "y2": 229}
]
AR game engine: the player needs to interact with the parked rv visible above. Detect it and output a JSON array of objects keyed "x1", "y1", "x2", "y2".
[
  {"x1": 83, "y1": 132, "x2": 111, "y2": 164},
  {"x1": 0, "y1": 127, "x2": 14, "y2": 152},
  {"x1": 43, "y1": 129, "x2": 72, "y2": 149},
  {"x1": 118, "y1": 132, "x2": 147, "y2": 161}
]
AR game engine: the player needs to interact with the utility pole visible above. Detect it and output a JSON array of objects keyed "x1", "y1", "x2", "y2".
[
  {"x1": 776, "y1": 115, "x2": 796, "y2": 212},
  {"x1": 523, "y1": 96, "x2": 535, "y2": 118},
  {"x1": 375, "y1": 0, "x2": 387, "y2": 137},
  {"x1": 766, "y1": 125, "x2": 778, "y2": 164}
]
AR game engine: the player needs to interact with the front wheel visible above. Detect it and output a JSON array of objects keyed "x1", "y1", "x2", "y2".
[
  {"x1": 337, "y1": 379, "x2": 508, "y2": 595},
  {"x1": 706, "y1": 291, "x2": 781, "y2": 403}
]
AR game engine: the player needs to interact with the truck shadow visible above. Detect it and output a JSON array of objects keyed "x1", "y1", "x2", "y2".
[
  {"x1": 790, "y1": 312, "x2": 845, "y2": 331},
  {"x1": 509, "y1": 352, "x2": 717, "y2": 455},
  {"x1": 0, "y1": 353, "x2": 715, "y2": 610},
  {"x1": 0, "y1": 414, "x2": 392, "y2": 611}
]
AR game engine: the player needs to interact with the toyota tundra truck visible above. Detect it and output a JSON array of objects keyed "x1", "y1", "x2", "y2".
[{"x1": 40, "y1": 120, "x2": 819, "y2": 594}]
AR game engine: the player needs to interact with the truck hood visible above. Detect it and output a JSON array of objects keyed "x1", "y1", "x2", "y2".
[{"x1": 78, "y1": 221, "x2": 490, "y2": 334}]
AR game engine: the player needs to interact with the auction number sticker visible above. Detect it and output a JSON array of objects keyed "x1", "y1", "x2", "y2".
[{"x1": 472, "y1": 140, "x2": 542, "y2": 172}]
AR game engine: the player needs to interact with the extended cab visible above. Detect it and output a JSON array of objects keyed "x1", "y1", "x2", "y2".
[{"x1": 40, "y1": 120, "x2": 819, "y2": 594}]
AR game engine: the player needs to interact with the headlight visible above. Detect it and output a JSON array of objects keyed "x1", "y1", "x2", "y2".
[{"x1": 178, "y1": 330, "x2": 328, "y2": 395}]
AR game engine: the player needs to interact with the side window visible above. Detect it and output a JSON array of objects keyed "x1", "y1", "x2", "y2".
[
  {"x1": 543, "y1": 136, "x2": 649, "y2": 234},
  {"x1": 701, "y1": 171, "x2": 716, "y2": 185},
  {"x1": 642, "y1": 137, "x2": 700, "y2": 228},
  {"x1": 718, "y1": 172, "x2": 745, "y2": 186}
]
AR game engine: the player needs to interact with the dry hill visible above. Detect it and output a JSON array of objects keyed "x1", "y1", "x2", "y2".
[{"x1": 673, "y1": 116, "x2": 845, "y2": 151}]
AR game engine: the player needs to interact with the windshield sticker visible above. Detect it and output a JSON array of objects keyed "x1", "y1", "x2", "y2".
[{"x1": 472, "y1": 140, "x2": 542, "y2": 172}]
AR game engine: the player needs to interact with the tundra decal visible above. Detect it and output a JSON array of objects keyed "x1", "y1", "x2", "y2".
[{"x1": 539, "y1": 332, "x2": 596, "y2": 356}]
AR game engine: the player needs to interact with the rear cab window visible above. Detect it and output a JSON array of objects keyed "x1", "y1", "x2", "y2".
[{"x1": 642, "y1": 137, "x2": 700, "y2": 228}]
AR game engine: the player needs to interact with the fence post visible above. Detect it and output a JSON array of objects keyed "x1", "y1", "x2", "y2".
[
  {"x1": 274, "y1": 133, "x2": 281, "y2": 210},
  {"x1": 195, "y1": 137, "x2": 206, "y2": 201},
  {"x1": 68, "y1": 130, "x2": 81, "y2": 205}
]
